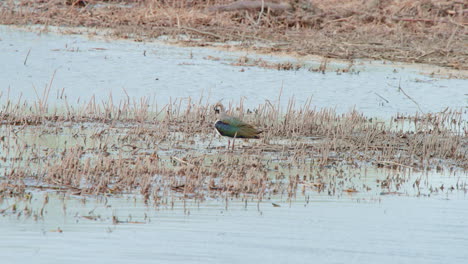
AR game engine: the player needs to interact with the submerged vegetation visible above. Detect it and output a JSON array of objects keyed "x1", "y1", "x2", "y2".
[
  {"x1": 0, "y1": 92, "x2": 466, "y2": 206},
  {"x1": 0, "y1": 0, "x2": 466, "y2": 70}
]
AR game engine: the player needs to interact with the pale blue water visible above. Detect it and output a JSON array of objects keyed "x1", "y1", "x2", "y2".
[
  {"x1": 1, "y1": 193, "x2": 467, "y2": 264},
  {"x1": 0, "y1": 25, "x2": 467, "y2": 264},
  {"x1": 1, "y1": 25, "x2": 466, "y2": 118}
]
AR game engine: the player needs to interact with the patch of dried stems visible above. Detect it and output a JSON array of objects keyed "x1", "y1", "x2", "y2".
[
  {"x1": 0, "y1": 0, "x2": 466, "y2": 69},
  {"x1": 0, "y1": 93, "x2": 466, "y2": 204}
]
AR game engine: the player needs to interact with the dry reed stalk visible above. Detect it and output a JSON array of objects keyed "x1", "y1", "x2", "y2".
[
  {"x1": 0, "y1": 93, "x2": 467, "y2": 204},
  {"x1": 0, "y1": 0, "x2": 466, "y2": 70}
]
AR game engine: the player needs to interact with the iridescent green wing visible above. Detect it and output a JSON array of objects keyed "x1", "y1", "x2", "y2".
[{"x1": 215, "y1": 116, "x2": 261, "y2": 138}]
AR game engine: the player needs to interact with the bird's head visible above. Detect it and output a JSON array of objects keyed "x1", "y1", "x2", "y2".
[{"x1": 214, "y1": 102, "x2": 225, "y2": 115}]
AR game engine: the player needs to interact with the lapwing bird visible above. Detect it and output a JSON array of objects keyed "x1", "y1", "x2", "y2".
[{"x1": 213, "y1": 103, "x2": 262, "y2": 149}]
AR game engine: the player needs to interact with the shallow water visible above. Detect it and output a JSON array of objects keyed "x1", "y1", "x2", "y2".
[
  {"x1": 1, "y1": 192, "x2": 467, "y2": 264},
  {"x1": 1, "y1": 25, "x2": 466, "y2": 118},
  {"x1": 1, "y1": 25, "x2": 468, "y2": 264}
]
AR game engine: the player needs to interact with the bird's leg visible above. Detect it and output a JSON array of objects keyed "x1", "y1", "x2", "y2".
[
  {"x1": 232, "y1": 132, "x2": 238, "y2": 151},
  {"x1": 227, "y1": 139, "x2": 231, "y2": 150}
]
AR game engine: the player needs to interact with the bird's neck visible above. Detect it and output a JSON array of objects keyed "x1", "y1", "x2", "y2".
[{"x1": 219, "y1": 111, "x2": 228, "y2": 119}]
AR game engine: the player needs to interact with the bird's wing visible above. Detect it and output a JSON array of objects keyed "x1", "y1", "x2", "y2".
[
  {"x1": 223, "y1": 116, "x2": 255, "y2": 129},
  {"x1": 217, "y1": 116, "x2": 262, "y2": 138}
]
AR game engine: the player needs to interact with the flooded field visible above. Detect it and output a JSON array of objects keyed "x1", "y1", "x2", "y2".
[
  {"x1": 1, "y1": 25, "x2": 467, "y2": 118},
  {"x1": 1, "y1": 25, "x2": 467, "y2": 263}
]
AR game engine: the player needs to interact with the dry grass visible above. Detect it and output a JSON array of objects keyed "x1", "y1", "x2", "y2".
[
  {"x1": 0, "y1": 0, "x2": 466, "y2": 69},
  {"x1": 0, "y1": 93, "x2": 466, "y2": 205}
]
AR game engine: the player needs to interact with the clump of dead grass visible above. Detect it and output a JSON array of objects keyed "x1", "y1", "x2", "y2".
[
  {"x1": 0, "y1": 0, "x2": 466, "y2": 69},
  {"x1": 0, "y1": 94, "x2": 466, "y2": 204}
]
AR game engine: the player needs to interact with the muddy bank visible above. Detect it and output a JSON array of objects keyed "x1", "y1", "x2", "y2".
[{"x1": 0, "y1": 0, "x2": 466, "y2": 70}]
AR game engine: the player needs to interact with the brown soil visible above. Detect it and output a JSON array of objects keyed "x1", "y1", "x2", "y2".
[{"x1": 0, "y1": 0, "x2": 466, "y2": 70}]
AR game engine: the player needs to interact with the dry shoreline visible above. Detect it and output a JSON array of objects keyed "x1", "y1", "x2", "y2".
[{"x1": 1, "y1": 0, "x2": 466, "y2": 71}]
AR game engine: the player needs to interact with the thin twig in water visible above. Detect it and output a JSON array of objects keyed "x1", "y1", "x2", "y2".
[
  {"x1": 374, "y1": 92, "x2": 389, "y2": 103},
  {"x1": 392, "y1": 78, "x2": 424, "y2": 113},
  {"x1": 24, "y1": 48, "x2": 31, "y2": 66}
]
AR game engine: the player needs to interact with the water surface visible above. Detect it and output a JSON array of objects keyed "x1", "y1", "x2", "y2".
[
  {"x1": 1, "y1": 192, "x2": 467, "y2": 264},
  {"x1": 1, "y1": 25, "x2": 466, "y2": 118},
  {"x1": 1, "y1": 25, "x2": 467, "y2": 264}
]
